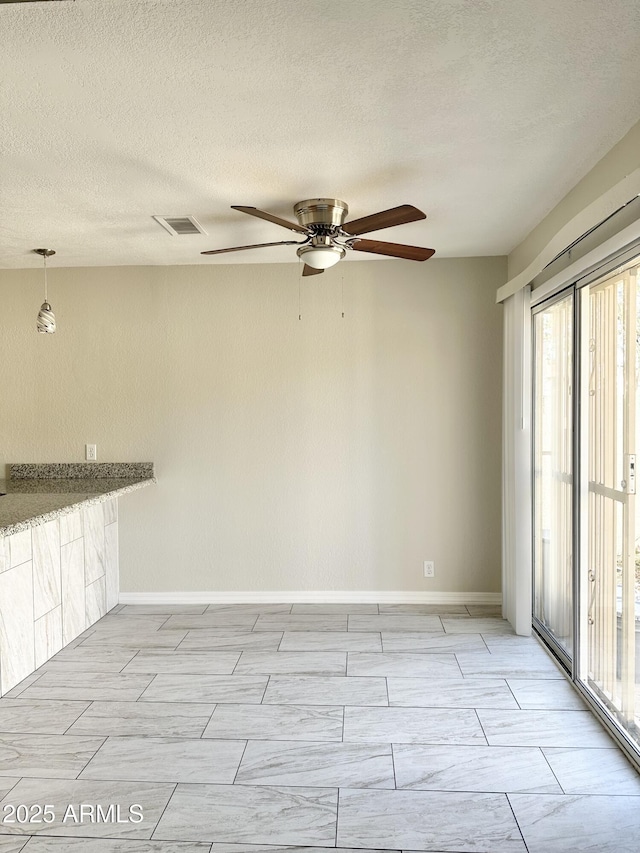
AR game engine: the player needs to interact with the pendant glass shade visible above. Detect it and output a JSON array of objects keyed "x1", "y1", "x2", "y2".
[
  {"x1": 37, "y1": 301, "x2": 56, "y2": 334},
  {"x1": 33, "y1": 248, "x2": 56, "y2": 334}
]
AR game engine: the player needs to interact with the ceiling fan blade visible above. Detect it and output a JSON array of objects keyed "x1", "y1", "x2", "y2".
[
  {"x1": 201, "y1": 240, "x2": 302, "y2": 256},
  {"x1": 351, "y1": 238, "x2": 435, "y2": 261},
  {"x1": 302, "y1": 264, "x2": 324, "y2": 276},
  {"x1": 231, "y1": 205, "x2": 308, "y2": 234},
  {"x1": 342, "y1": 205, "x2": 426, "y2": 236}
]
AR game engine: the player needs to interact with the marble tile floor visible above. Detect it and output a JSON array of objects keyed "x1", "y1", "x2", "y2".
[{"x1": 0, "y1": 604, "x2": 639, "y2": 852}]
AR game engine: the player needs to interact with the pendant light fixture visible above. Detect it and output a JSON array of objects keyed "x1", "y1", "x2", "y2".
[{"x1": 33, "y1": 248, "x2": 56, "y2": 334}]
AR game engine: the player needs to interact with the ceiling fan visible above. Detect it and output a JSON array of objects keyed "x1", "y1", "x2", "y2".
[{"x1": 201, "y1": 198, "x2": 435, "y2": 275}]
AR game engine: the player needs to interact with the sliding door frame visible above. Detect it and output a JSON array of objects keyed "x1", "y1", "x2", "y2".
[
  {"x1": 530, "y1": 235, "x2": 640, "y2": 773},
  {"x1": 531, "y1": 286, "x2": 576, "y2": 673}
]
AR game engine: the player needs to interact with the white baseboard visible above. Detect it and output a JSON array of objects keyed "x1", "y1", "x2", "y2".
[{"x1": 119, "y1": 590, "x2": 502, "y2": 605}]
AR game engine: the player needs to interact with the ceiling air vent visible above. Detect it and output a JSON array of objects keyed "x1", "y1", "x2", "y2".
[{"x1": 153, "y1": 215, "x2": 208, "y2": 237}]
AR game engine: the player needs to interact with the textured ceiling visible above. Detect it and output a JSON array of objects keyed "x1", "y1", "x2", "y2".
[{"x1": 1, "y1": 0, "x2": 639, "y2": 269}]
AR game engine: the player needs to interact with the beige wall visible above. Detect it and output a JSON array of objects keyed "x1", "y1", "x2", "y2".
[
  {"x1": 508, "y1": 119, "x2": 640, "y2": 278},
  {"x1": 0, "y1": 257, "x2": 505, "y2": 593}
]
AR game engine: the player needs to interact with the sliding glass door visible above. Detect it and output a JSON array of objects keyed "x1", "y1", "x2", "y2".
[
  {"x1": 533, "y1": 291, "x2": 574, "y2": 661},
  {"x1": 579, "y1": 262, "x2": 639, "y2": 745},
  {"x1": 533, "y1": 253, "x2": 640, "y2": 763}
]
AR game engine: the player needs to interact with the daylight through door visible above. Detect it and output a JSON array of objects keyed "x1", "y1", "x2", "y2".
[
  {"x1": 533, "y1": 291, "x2": 574, "y2": 660},
  {"x1": 580, "y1": 261, "x2": 640, "y2": 745},
  {"x1": 533, "y1": 254, "x2": 640, "y2": 761}
]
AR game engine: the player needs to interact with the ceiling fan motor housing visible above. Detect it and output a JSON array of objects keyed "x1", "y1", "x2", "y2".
[{"x1": 293, "y1": 198, "x2": 349, "y2": 229}]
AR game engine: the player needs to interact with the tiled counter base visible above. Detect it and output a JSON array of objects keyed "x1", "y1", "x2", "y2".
[{"x1": 0, "y1": 499, "x2": 118, "y2": 695}]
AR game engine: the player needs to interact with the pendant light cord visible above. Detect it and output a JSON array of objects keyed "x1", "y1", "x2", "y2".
[{"x1": 43, "y1": 254, "x2": 48, "y2": 302}]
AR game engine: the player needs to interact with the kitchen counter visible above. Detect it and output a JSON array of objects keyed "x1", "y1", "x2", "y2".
[
  {"x1": 0, "y1": 462, "x2": 155, "y2": 695},
  {"x1": 1, "y1": 463, "x2": 155, "y2": 535}
]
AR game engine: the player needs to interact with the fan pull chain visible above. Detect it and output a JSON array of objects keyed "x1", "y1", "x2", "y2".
[
  {"x1": 341, "y1": 275, "x2": 344, "y2": 318},
  {"x1": 298, "y1": 258, "x2": 302, "y2": 320}
]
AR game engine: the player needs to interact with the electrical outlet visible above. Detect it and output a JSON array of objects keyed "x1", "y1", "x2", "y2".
[
  {"x1": 423, "y1": 560, "x2": 435, "y2": 578},
  {"x1": 85, "y1": 444, "x2": 97, "y2": 462}
]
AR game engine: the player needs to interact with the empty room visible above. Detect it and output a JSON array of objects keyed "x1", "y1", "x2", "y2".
[{"x1": 2, "y1": 0, "x2": 640, "y2": 851}]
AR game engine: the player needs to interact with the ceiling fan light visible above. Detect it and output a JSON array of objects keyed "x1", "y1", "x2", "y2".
[{"x1": 297, "y1": 245, "x2": 345, "y2": 270}]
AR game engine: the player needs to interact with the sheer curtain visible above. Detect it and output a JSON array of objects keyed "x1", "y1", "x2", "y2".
[{"x1": 502, "y1": 286, "x2": 532, "y2": 635}]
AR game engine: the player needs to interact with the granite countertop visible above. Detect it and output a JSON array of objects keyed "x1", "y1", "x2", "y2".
[{"x1": 0, "y1": 463, "x2": 156, "y2": 536}]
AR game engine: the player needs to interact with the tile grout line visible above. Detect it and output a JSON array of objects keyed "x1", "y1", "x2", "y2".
[
  {"x1": 231, "y1": 738, "x2": 249, "y2": 784},
  {"x1": 473, "y1": 707, "x2": 490, "y2": 747},
  {"x1": 1, "y1": 693, "x2": 98, "y2": 705},
  {"x1": 33, "y1": 599, "x2": 65, "y2": 621},
  {"x1": 7, "y1": 669, "x2": 49, "y2": 698},
  {"x1": 505, "y1": 791, "x2": 531, "y2": 853},
  {"x1": 7, "y1": 765, "x2": 628, "y2": 796},
  {"x1": 452, "y1": 652, "x2": 465, "y2": 679},
  {"x1": 200, "y1": 703, "x2": 219, "y2": 738},
  {"x1": 538, "y1": 746, "x2": 567, "y2": 793},
  {"x1": 170, "y1": 634, "x2": 187, "y2": 651},
  {"x1": 61, "y1": 700, "x2": 94, "y2": 735},
  {"x1": 119, "y1": 649, "x2": 141, "y2": 673},
  {"x1": 135, "y1": 673, "x2": 158, "y2": 702},
  {"x1": 148, "y1": 781, "x2": 178, "y2": 841},
  {"x1": 173, "y1": 630, "x2": 190, "y2": 651},
  {"x1": 73, "y1": 733, "x2": 108, "y2": 779},
  {"x1": 504, "y1": 678, "x2": 523, "y2": 709},
  {"x1": 390, "y1": 741, "x2": 399, "y2": 789},
  {"x1": 0, "y1": 777, "x2": 24, "y2": 802},
  {"x1": 260, "y1": 675, "x2": 271, "y2": 704},
  {"x1": 480, "y1": 631, "x2": 492, "y2": 652}
]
